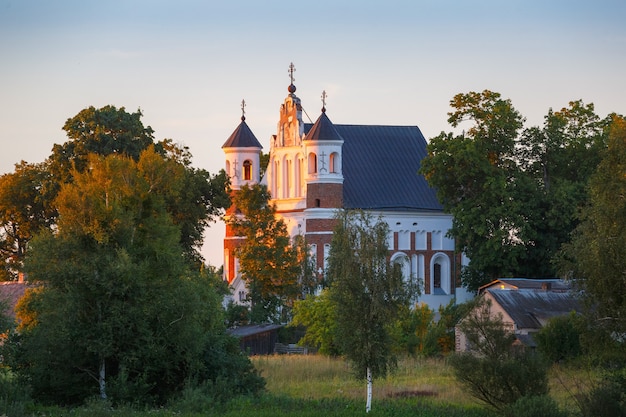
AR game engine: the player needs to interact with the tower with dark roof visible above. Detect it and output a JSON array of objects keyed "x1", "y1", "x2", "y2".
[
  {"x1": 221, "y1": 66, "x2": 473, "y2": 310},
  {"x1": 221, "y1": 105, "x2": 263, "y2": 284}
]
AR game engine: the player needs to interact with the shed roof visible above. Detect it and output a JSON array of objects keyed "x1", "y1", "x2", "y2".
[
  {"x1": 479, "y1": 278, "x2": 570, "y2": 294},
  {"x1": 487, "y1": 289, "x2": 582, "y2": 330},
  {"x1": 227, "y1": 324, "x2": 282, "y2": 338},
  {"x1": 304, "y1": 123, "x2": 442, "y2": 211}
]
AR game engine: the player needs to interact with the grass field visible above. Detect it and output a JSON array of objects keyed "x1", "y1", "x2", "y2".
[
  {"x1": 14, "y1": 354, "x2": 591, "y2": 416},
  {"x1": 252, "y1": 354, "x2": 473, "y2": 406}
]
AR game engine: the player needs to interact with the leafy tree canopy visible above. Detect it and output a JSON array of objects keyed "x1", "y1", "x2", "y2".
[
  {"x1": 5, "y1": 150, "x2": 255, "y2": 405},
  {"x1": 557, "y1": 115, "x2": 626, "y2": 341},
  {"x1": 227, "y1": 183, "x2": 310, "y2": 323},
  {"x1": 0, "y1": 105, "x2": 229, "y2": 273},
  {"x1": 421, "y1": 91, "x2": 615, "y2": 291}
]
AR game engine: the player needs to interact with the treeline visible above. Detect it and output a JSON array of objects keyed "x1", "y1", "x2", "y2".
[{"x1": 0, "y1": 105, "x2": 263, "y2": 407}]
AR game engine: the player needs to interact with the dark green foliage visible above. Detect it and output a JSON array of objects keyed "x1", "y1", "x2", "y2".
[
  {"x1": 0, "y1": 369, "x2": 32, "y2": 417},
  {"x1": 449, "y1": 350, "x2": 549, "y2": 411},
  {"x1": 578, "y1": 372, "x2": 626, "y2": 417},
  {"x1": 557, "y1": 115, "x2": 626, "y2": 345},
  {"x1": 535, "y1": 312, "x2": 583, "y2": 363},
  {"x1": 4, "y1": 152, "x2": 260, "y2": 406},
  {"x1": 503, "y1": 395, "x2": 569, "y2": 417},
  {"x1": 450, "y1": 298, "x2": 549, "y2": 411},
  {"x1": 225, "y1": 301, "x2": 250, "y2": 328},
  {"x1": 421, "y1": 93, "x2": 611, "y2": 291},
  {"x1": 396, "y1": 300, "x2": 471, "y2": 357},
  {"x1": 291, "y1": 290, "x2": 341, "y2": 356},
  {"x1": 326, "y1": 211, "x2": 414, "y2": 380}
]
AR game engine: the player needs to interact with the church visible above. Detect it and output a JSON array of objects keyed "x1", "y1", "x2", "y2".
[{"x1": 222, "y1": 65, "x2": 471, "y2": 310}]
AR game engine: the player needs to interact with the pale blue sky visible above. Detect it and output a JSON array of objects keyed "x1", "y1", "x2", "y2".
[{"x1": 1, "y1": 0, "x2": 625, "y2": 266}]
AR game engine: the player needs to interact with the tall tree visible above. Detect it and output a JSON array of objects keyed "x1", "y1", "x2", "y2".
[
  {"x1": 515, "y1": 101, "x2": 609, "y2": 278},
  {"x1": 49, "y1": 105, "x2": 156, "y2": 183},
  {"x1": 227, "y1": 184, "x2": 304, "y2": 323},
  {"x1": 558, "y1": 115, "x2": 626, "y2": 339},
  {"x1": 420, "y1": 90, "x2": 526, "y2": 291},
  {"x1": 0, "y1": 161, "x2": 55, "y2": 280},
  {"x1": 0, "y1": 106, "x2": 229, "y2": 272},
  {"x1": 421, "y1": 92, "x2": 611, "y2": 291},
  {"x1": 326, "y1": 210, "x2": 412, "y2": 413},
  {"x1": 6, "y1": 150, "x2": 250, "y2": 405}
]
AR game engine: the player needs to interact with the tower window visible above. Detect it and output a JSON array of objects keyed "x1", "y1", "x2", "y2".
[
  {"x1": 243, "y1": 160, "x2": 252, "y2": 181},
  {"x1": 315, "y1": 198, "x2": 321, "y2": 207},
  {"x1": 329, "y1": 152, "x2": 339, "y2": 173},
  {"x1": 308, "y1": 153, "x2": 317, "y2": 174}
]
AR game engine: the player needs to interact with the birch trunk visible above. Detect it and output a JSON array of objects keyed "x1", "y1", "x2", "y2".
[
  {"x1": 99, "y1": 358, "x2": 107, "y2": 400},
  {"x1": 365, "y1": 366, "x2": 372, "y2": 413}
]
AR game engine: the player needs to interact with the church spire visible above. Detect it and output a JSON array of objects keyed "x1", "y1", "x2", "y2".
[{"x1": 288, "y1": 62, "x2": 296, "y2": 94}]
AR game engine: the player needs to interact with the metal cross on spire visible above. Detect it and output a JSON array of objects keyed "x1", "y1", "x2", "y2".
[
  {"x1": 321, "y1": 90, "x2": 327, "y2": 112},
  {"x1": 240, "y1": 99, "x2": 246, "y2": 121},
  {"x1": 288, "y1": 62, "x2": 296, "y2": 84}
]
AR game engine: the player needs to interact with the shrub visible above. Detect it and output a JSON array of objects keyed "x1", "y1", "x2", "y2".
[
  {"x1": 503, "y1": 395, "x2": 569, "y2": 417},
  {"x1": 450, "y1": 297, "x2": 550, "y2": 411},
  {"x1": 578, "y1": 372, "x2": 626, "y2": 417},
  {"x1": 535, "y1": 312, "x2": 582, "y2": 363},
  {"x1": 449, "y1": 349, "x2": 549, "y2": 411}
]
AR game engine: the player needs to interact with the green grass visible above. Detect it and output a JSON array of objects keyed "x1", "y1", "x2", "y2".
[
  {"x1": 252, "y1": 354, "x2": 473, "y2": 406},
  {"x1": 11, "y1": 354, "x2": 593, "y2": 416}
]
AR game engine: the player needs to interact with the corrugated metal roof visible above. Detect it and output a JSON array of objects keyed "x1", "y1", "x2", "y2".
[
  {"x1": 222, "y1": 118, "x2": 263, "y2": 149},
  {"x1": 304, "y1": 123, "x2": 443, "y2": 211},
  {"x1": 488, "y1": 289, "x2": 582, "y2": 330}
]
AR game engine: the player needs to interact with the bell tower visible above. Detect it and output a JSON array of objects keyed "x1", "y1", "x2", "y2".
[
  {"x1": 222, "y1": 100, "x2": 263, "y2": 284},
  {"x1": 302, "y1": 91, "x2": 344, "y2": 277}
]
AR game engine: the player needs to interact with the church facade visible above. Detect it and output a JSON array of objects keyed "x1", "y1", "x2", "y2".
[{"x1": 222, "y1": 68, "x2": 471, "y2": 310}]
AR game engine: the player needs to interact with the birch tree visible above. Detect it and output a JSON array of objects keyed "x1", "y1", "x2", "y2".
[{"x1": 326, "y1": 210, "x2": 412, "y2": 413}]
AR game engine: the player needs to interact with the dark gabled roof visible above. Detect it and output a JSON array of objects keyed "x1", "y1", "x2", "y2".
[
  {"x1": 304, "y1": 123, "x2": 442, "y2": 211},
  {"x1": 222, "y1": 118, "x2": 263, "y2": 149},
  {"x1": 487, "y1": 289, "x2": 582, "y2": 330},
  {"x1": 305, "y1": 111, "x2": 343, "y2": 142},
  {"x1": 227, "y1": 324, "x2": 282, "y2": 338}
]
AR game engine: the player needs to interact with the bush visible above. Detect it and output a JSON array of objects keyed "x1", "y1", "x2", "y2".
[
  {"x1": 578, "y1": 372, "x2": 626, "y2": 417},
  {"x1": 535, "y1": 312, "x2": 582, "y2": 363},
  {"x1": 449, "y1": 349, "x2": 549, "y2": 411},
  {"x1": 503, "y1": 395, "x2": 569, "y2": 417},
  {"x1": 451, "y1": 297, "x2": 550, "y2": 411},
  {"x1": 0, "y1": 369, "x2": 32, "y2": 417}
]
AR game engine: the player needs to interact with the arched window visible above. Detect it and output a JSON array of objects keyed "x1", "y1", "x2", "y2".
[
  {"x1": 243, "y1": 160, "x2": 252, "y2": 181},
  {"x1": 329, "y1": 152, "x2": 339, "y2": 173},
  {"x1": 295, "y1": 156, "x2": 301, "y2": 197},
  {"x1": 431, "y1": 253, "x2": 450, "y2": 295},
  {"x1": 308, "y1": 152, "x2": 317, "y2": 174},
  {"x1": 225, "y1": 160, "x2": 231, "y2": 178}
]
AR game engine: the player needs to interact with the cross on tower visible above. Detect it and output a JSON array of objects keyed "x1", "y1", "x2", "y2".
[
  {"x1": 321, "y1": 90, "x2": 327, "y2": 111},
  {"x1": 319, "y1": 151, "x2": 327, "y2": 173},
  {"x1": 288, "y1": 62, "x2": 296, "y2": 84},
  {"x1": 240, "y1": 99, "x2": 246, "y2": 120},
  {"x1": 232, "y1": 159, "x2": 239, "y2": 179}
]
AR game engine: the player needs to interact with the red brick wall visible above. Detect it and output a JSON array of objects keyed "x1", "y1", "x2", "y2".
[{"x1": 306, "y1": 183, "x2": 342, "y2": 208}]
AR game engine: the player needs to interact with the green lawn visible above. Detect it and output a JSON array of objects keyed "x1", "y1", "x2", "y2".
[{"x1": 14, "y1": 354, "x2": 591, "y2": 416}]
